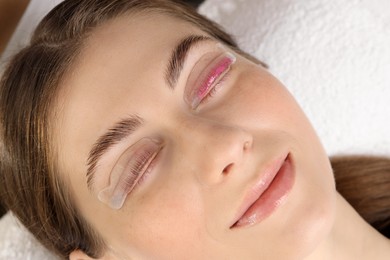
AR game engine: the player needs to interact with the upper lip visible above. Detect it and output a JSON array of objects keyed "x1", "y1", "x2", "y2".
[{"x1": 230, "y1": 152, "x2": 289, "y2": 228}]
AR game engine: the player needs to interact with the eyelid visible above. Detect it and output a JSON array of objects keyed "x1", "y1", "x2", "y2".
[
  {"x1": 98, "y1": 137, "x2": 162, "y2": 209},
  {"x1": 184, "y1": 48, "x2": 236, "y2": 109}
]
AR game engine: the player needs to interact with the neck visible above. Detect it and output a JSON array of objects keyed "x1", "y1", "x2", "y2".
[{"x1": 307, "y1": 193, "x2": 390, "y2": 260}]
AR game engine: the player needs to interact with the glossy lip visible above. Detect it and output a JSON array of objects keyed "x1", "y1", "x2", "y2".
[{"x1": 230, "y1": 152, "x2": 295, "y2": 228}]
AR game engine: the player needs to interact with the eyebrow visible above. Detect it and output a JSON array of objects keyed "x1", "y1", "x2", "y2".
[
  {"x1": 165, "y1": 34, "x2": 213, "y2": 89},
  {"x1": 86, "y1": 35, "x2": 212, "y2": 191},
  {"x1": 86, "y1": 115, "x2": 143, "y2": 190}
]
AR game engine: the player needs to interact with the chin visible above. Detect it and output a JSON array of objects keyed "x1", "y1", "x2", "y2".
[
  {"x1": 286, "y1": 185, "x2": 337, "y2": 259},
  {"x1": 274, "y1": 159, "x2": 337, "y2": 259}
]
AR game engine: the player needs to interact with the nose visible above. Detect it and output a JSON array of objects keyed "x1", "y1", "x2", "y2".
[{"x1": 176, "y1": 116, "x2": 253, "y2": 185}]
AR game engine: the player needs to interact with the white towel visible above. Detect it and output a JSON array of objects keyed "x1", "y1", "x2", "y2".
[
  {"x1": 199, "y1": 0, "x2": 390, "y2": 156},
  {"x1": 0, "y1": 213, "x2": 58, "y2": 259}
]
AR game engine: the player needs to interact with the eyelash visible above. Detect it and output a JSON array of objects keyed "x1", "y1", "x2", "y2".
[
  {"x1": 199, "y1": 76, "x2": 228, "y2": 105},
  {"x1": 189, "y1": 51, "x2": 236, "y2": 109},
  {"x1": 122, "y1": 147, "x2": 160, "y2": 193}
]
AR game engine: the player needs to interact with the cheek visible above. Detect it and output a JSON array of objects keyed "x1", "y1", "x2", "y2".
[
  {"x1": 219, "y1": 67, "x2": 307, "y2": 132},
  {"x1": 110, "y1": 181, "x2": 206, "y2": 258}
]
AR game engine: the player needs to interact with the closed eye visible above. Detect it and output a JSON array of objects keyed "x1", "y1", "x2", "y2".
[
  {"x1": 98, "y1": 138, "x2": 162, "y2": 210},
  {"x1": 184, "y1": 50, "x2": 236, "y2": 109}
]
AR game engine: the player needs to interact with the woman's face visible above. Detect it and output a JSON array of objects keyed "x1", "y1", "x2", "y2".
[{"x1": 56, "y1": 13, "x2": 336, "y2": 259}]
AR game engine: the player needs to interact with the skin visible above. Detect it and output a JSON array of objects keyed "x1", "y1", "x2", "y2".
[{"x1": 55, "y1": 13, "x2": 389, "y2": 260}]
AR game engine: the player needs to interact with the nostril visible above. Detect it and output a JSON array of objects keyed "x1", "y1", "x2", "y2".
[{"x1": 222, "y1": 163, "x2": 234, "y2": 175}]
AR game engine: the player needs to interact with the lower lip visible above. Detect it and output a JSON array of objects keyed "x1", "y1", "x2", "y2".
[{"x1": 232, "y1": 155, "x2": 295, "y2": 228}]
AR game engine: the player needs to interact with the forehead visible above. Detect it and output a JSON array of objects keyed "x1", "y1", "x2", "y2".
[
  {"x1": 69, "y1": 12, "x2": 207, "y2": 93},
  {"x1": 59, "y1": 12, "x2": 205, "y2": 123},
  {"x1": 54, "y1": 13, "x2": 205, "y2": 176},
  {"x1": 80, "y1": 12, "x2": 201, "y2": 72}
]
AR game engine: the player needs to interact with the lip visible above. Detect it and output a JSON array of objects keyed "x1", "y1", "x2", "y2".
[{"x1": 230, "y1": 152, "x2": 295, "y2": 228}]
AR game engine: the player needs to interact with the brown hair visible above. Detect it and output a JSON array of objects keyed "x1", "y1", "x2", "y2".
[
  {"x1": 0, "y1": 0, "x2": 389, "y2": 259},
  {"x1": 0, "y1": 0, "x2": 258, "y2": 258},
  {"x1": 331, "y1": 156, "x2": 390, "y2": 238}
]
